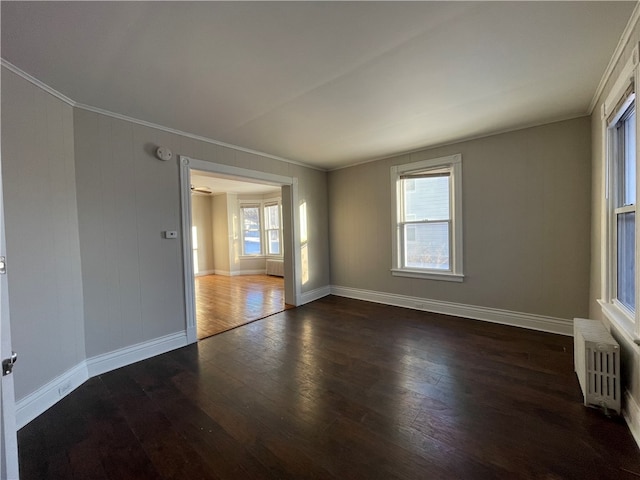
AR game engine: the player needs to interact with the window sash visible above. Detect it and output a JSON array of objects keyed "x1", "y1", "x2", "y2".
[
  {"x1": 399, "y1": 173, "x2": 451, "y2": 224},
  {"x1": 616, "y1": 210, "x2": 635, "y2": 312},
  {"x1": 240, "y1": 205, "x2": 262, "y2": 256},
  {"x1": 264, "y1": 202, "x2": 282, "y2": 256},
  {"x1": 266, "y1": 228, "x2": 281, "y2": 255},
  {"x1": 400, "y1": 220, "x2": 452, "y2": 271}
]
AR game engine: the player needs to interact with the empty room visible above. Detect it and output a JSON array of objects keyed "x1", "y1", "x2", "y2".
[{"x1": 2, "y1": 1, "x2": 640, "y2": 479}]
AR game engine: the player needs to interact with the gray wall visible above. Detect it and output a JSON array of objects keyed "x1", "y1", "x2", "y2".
[
  {"x1": 74, "y1": 110, "x2": 185, "y2": 357},
  {"x1": 1, "y1": 69, "x2": 86, "y2": 399},
  {"x1": 191, "y1": 194, "x2": 214, "y2": 274},
  {"x1": 212, "y1": 193, "x2": 231, "y2": 274},
  {"x1": 74, "y1": 108, "x2": 330, "y2": 358},
  {"x1": 1, "y1": 66, "x2": 330, "y2": 405},
  {"x1": 329, "y1": 117, "x2": 592, "y2": 320}
]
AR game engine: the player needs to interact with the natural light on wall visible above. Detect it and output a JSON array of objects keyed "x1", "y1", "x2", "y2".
[
  {"x1": 300, "y1": 202, "x2": 309, "y2": 285},
  {"x1": 192, "y1": 225, "x2": 199, "y2": 275}
]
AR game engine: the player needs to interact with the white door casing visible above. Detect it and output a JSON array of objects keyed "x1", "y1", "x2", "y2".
[
  {"x1": 0, "y1": 148, "x2": 19, "y2": 478},
  {"x1": 179, "y1": 156, "x2": 302, "y2": 344}
]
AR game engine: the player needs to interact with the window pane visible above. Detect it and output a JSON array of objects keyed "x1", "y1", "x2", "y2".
[
  {"x1": 403, "y1": 176, "x2": 450, "y2": 221},
  {"x1": 617, "y1": 211, "x2": 635, "y2": 311},
  {"x1": 268, "y1": 229, "x2": 280, "y2": 255},
  {"x1": 242, "y1": 206, "x2": 260, "y2": 230},
  {"x1": 242, "y1": 206, "x2": 261, "y2": 255},
  {"x1": 623, "y1": 108, "x2": 636, "y2": 207},
  {"x1": 243, "y1": 231, "x2": 261, "y2": 254},
  {"x1": 265, "y1": 204, "x2": 280, "y2": 230},
  {"x1": 404, "y1": 222, "x2": 450, "y2": 270}
]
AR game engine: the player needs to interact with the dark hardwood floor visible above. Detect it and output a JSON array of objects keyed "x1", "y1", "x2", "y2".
[
  {"x1": 18, "y1": 296, "x2": 640, "y2": 479},
  {"x1": 195, "y1": 274, "x2": 288, "y2": 339}
]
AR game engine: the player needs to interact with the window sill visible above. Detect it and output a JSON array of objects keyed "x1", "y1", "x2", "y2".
[
  {"x1": 598, "y1": 299, "x2": 640, "y2": 347},
  {"x1": 391, "y1": 268, "x2": 464, "y2": 282}
]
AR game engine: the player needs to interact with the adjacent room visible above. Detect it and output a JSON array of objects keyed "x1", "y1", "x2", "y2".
[
  {"x1": 189, "y1": 171, "x2": 289, "y2": 338},
  {"x1": 2, "y1": 1, "x2": 640, "y2": 479}
]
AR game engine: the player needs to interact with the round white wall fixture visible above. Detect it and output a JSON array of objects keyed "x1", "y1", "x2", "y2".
[{"x1": 156, "y1": 146, "x2": 173, "y2": 161}]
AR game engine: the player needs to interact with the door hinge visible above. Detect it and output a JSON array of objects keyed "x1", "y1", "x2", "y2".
[
  {"x1": 0, "y1": 256, "x2": 6, "y2": 275},
  {"x1": 2, "y1": 352, "x2": 17, "y2": 376}
]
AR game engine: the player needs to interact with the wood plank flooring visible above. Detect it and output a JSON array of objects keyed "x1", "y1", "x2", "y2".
[
  {"x1": 195, "y1": 274, "x2": 288, "y2": 339},
  {"x1": 17, "y1": 296, "x2": 640, "y2": 479}
]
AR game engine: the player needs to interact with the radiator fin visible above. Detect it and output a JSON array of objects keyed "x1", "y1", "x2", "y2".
[
  {"x1": 574, "y1": 318, "x2": 621, "y2": 414},
  {"x1": 266, "y1": 259, "x2": 284, "y2": 277}
]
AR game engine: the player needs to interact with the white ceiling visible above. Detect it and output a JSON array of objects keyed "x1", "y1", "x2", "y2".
[
  {"x1": 1, "y1": 1, "x2": 636, "y2": 170},
  {"x1": 191, "y1": 171, "x2": 281, "y2": 196}
]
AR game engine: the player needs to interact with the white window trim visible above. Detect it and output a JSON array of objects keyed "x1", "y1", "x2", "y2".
[
  {"x1": 390, "y1": 153, "x2": 463, "y2": 282},
  {"x1": 600, "y1": 43, "x2": 640, "y2": 341}
]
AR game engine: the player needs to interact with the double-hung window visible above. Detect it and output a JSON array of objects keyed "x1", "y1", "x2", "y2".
[
  {"x1": 264, "y1": 202, "x2": 282, "y2": 255},
  {"x1": 391, "y1": 153, "x2": 463, "y2": 282},
  {"x1": 601, "y1": 51, "x2": 639, "y2": 339},
  {"x1": 239, "y1": 199, "x2": 283, "y2": 257}
]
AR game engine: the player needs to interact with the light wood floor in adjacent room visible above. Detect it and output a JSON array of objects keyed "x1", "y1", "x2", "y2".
[{"x1": 195, "y1": 274, "x2": 289, "y2": 339}]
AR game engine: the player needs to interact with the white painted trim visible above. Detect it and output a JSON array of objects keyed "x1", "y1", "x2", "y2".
[
  {"x1": 603, "y1": 45, "x2": 638, "y2": 120},
  {"x1": 624, "y1": 390, "x2": 640, "y2": 450},
  {"x1": 179, "y1": 156, "x2": 302, "y2": 313},
  {"x1": 180, "y1": 158, "x2": 198, "y2": 345},
  {"x1": 390, "y1": 153, "x2": 463, "y2": 279},
  {"x1": 213, "y1": 269, "x2": 272, "y2": 277},
  {"x1": 15, "y1": 363, "x2": 89, "y2": 430},
  {"x1": 86, "y1": 331, "x2": 187, "y2": 377},
  {"x1": 16, "y1": 331, "x2": 188, "y2": 429},
  {"x1": 213, "y1": 270, "x2": 232, "y2": 277},
  {"x1": 589, "y1": 2, "x2": 640, "y2": 113},
  {"x1": 331, "y1": 286, "x2": 573, "y2": 336},
  {"x1": 328, "y1": 114, "x2": 588, "y2": 172},
  {"x1": 231, "y1": 269, "x2": 268, "y2": 276},
  {"x1": 0, "y1": 59, "x2": 323, "y2": 172},
  {"x1": 76, "y1": 103, "x2": 322, "y2": 170},
  {"x1": 186, "y1": 157, "x2": 295, "y2": 187},
  {"x1": 600, "y1": 299, "x2": 639, "y2": 347},
  {"x1": 194, "y1": 269, "x2": 215, "y2": 277},
  {"x1": 299, "y1": 285, "x2": 331, "y2": 305},
  {"x1": 599, "y1": 49, "x2": 640, "y2": 339},
  {"x1": 391, "y1": 269, "x2": 464, "y2": 282},
  {"x1": 1, "y1": 59, "x2": 75, "y2": 106}
]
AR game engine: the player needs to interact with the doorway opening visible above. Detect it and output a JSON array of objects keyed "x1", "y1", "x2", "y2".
[{"x1": 179, "y1": 156, "x2": 301, "y2": 344}]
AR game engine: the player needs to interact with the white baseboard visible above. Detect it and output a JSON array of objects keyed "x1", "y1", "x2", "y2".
[
  {"x1": 186, "y1": 325, "x2": 198, "y2": 345},
  {"x1": 299, "y1": 285, "x2": 331, "y2": 305},
  {"x1": 234, "y1": 269, "x2": 267, "y2": 276},
  {"x1": 194, "y1": 269, "x2": 215, "y2": 277},
  {"x1": 330, "y1": 285, "x2": 573, "y2": 336},
  {"x1": 86, "y1": 331, "x2": 188, "y2": 377},
  {"x1": 16, "y1": 331, "x2": 188, "y2": 429},
  {"x1": 16, "y1": 362, "x2": 89, "y2": 430},
  {"x1": 624, "y1": 390, "x2": 640, "y2": 450},
  {"x1": 214, "y1": 269, "x2": 267, "y2": 276}
]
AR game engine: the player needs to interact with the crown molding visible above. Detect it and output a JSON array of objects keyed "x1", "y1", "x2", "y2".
[
  {"x1": 1, "y1": 59, "x2": 75, "y2": 106},
  {"x1": 1, "y1": 59, "x2": 325, "y2": 172},
  {"x1": 589, "y1": 1, "x2": 640, "y2": 114}
]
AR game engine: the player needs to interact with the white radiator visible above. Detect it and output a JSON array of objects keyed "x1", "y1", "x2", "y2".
[
  {"x1": 266, "y1": 259, "x2": 284, "y2": 277},
  {"x1": 573, "y1": 318, "x2": 621, "y2": 415}
]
